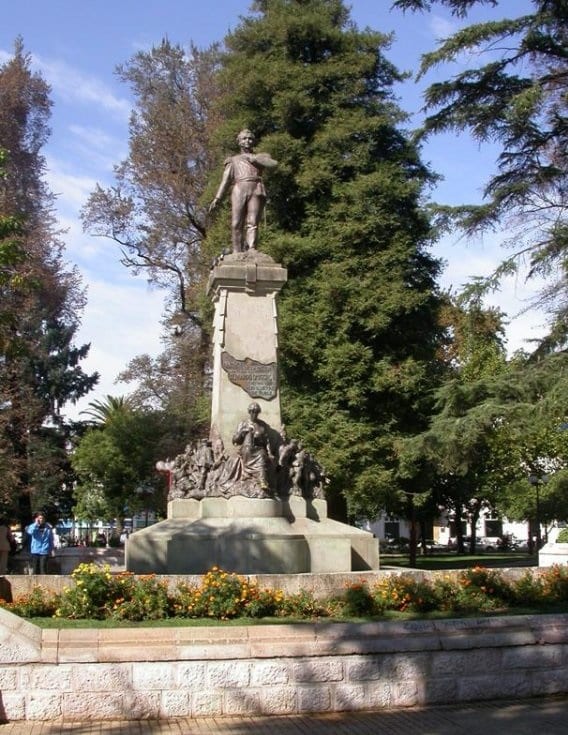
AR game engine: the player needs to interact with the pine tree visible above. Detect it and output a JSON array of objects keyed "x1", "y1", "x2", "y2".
[
  {"x1": 394, "y1": 0, "x2": 568, "y2": 342},
  {"x1": 208, "y1": 0, "x2": 445, "y2": 519}
]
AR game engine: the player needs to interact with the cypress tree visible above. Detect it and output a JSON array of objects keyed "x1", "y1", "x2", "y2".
[{"x1": 208, "y1": 0, "x2": 445, "y2": 519}]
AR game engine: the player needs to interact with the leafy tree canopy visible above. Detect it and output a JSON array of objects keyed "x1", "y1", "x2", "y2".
[{"x1": 72, "y1": 405, "x2": 170, "y2": 525}]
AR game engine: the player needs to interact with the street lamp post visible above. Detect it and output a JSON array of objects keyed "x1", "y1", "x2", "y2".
[{"x1": 528, "y1": 474, "x2": 546, "y2": 550}]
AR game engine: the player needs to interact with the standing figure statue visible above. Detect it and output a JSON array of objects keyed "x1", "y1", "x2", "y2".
[
  {"x1": 209, "y1": 129, "x2": 278, "y2": 253},
  {"x1": 232, "y1": 402, "x2": 275, "y2": 491},
  {"x1": 194, "y1": 439, "x2": 215, "y2": 491},
  {"x1": 290, "y1": 442, "x2": 307, "y2": 495}
]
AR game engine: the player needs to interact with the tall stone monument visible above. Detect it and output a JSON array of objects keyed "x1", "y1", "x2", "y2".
[{"x1": 126, "y1": 131, "x2": 379, "y2": 575}]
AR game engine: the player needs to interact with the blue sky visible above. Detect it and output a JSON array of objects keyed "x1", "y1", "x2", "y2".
[{"x1": 1, "y1": 0, "x2": 543, "y2": 417}]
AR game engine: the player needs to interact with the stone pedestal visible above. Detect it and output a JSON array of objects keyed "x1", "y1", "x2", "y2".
[
  {"x1": 126, "y1": 497, "x2": 379, "y2": 574},
  {"x1": 126, "y1": 248, "x2": 380, "y2": 574},
  {"x1": 539, "y1": 542, "x2": 568, "y2": 567},
  {"x1": 207, "y1": 250, "x2": 287, "y2": 452}
]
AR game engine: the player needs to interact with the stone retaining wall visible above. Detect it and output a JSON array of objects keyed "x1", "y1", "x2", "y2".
[
  {"x1": 1, "y1": 607, "x2": 567, "y2": 721},
  {"x1": 0, "y1": 567, "x2": 534, "y2": 603}
]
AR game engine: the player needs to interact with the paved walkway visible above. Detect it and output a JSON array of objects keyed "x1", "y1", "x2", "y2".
[{"x1": 1, "y1": 696, "x2": 568, "y2": 734}]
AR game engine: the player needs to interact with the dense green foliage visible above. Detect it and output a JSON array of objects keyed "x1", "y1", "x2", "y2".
[
  {"x1": 389, "y1": 0, "x2": 568, "y2": 538},
  {"x1": 207, "y1": 0, "x2": 445, "y2": 518},
  {"x1": 0, "y1": 42, "x2": 97, "y2": 524},
  {"x1": 404, "y1": 346, "x2": 568, "y2": 547},
  {"x1": 71, "y1": 401, "x2": 171, "y2": 526},
  {"x1": 557, "y1": 528, "x2": 568, "y2": 543}
]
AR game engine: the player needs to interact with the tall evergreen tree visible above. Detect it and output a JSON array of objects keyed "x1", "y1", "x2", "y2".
[
  {"x1": 208, "y1": 0, "x2": 445, "y2": 518},
  {"x1": 0, "y1": 41, "x2": 97, "y2": 522}
]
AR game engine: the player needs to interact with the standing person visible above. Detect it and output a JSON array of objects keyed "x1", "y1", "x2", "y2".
[
  {"x1": 209, "y1": 129, "x2": 278, "y2": 252},
  {"x1": 0, "y1": 518, "x2": 15, "y2": 576},
  {"x1": 26, "y1": 512, "x2": 54, "y2": 575}
]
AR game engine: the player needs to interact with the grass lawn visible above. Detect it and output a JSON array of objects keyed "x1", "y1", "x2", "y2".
[
  {"x1": 28, "y1": 603, "x2": 567, "y2": 628},
  {"x1": 382, "y1": 552, "x2": 537, "y2": 570}
]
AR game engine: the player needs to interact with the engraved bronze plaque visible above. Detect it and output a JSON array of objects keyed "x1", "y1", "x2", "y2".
[{"x1": 221, "y1": 352, "x2": 278, "y2": 400}]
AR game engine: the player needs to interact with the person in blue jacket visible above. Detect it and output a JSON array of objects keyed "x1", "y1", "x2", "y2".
[{"x1": 26, "y1": 512, "x2": 54, "y2": 574}]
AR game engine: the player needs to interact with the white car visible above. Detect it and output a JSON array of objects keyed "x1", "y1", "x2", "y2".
[{"x1": 479, "y1": 536, "x2": 502, "y2": 551}]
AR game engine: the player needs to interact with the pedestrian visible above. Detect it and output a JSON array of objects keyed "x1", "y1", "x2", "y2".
[
  {"x1": 26, "y1": 512, "x2": 54, "y2": 574},
  {"x1": 0, "y1": 517, "x2": 16, "y2": 575}
]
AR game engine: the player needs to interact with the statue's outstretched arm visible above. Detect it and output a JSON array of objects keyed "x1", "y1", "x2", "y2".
[{"x1": 251, "y1": 152, "x2": 278, "y2": 170}]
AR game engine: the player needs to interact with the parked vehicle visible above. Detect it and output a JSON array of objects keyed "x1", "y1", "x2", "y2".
[
  {"x1": 422, "y1": 539, "x2": 447, "y2": 554},
  {"x1": 380, "y1": 536, "x2": 410, "y2": 553},
  {"x1": 511, "y1": 538, "x2": 530, "y2": 552},
  {"x1": 479, "y1": 536, "x2": 502, "y2": 552}
]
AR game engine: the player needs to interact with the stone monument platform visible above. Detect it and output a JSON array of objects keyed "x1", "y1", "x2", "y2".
[
  {"x1": 126, "y1": 497, "x2": 379, "y2": 574},
  {"x1": 126, "y1": 248, "x2": 379, "y2": 575}
]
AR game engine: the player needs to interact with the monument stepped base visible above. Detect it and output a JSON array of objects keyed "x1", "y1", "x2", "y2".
[{"x1": 126, "y1": 497, "x2": 379, "y2": 574}]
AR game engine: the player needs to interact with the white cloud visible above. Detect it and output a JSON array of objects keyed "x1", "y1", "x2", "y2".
[
  {"x1": 66, "y1": 125, "x2": 126, "y2": 171},
  {"x1": 32, "y1": 53, "x2": 131, "y2": 120},
  {"x1": 64, "y1": 279, "x2": 165, "y2": 420},
  {"x1": 69, "y1": 124, "x2": 117, "y2": 151},
  {"x1": 427, "y1": 13, "x2": 486, "y2": 70},
  {"x1": 439, "y1": 230, "x2": 549, "y2": 354},
  {"x1": 45, "y1": 158, "x2": 98, "y2": 211},
  {"x1": 58, "y1": 219, "x2": 106, "y2": 262},
  {"x1": 429, "y1": 14, "x2": 459, "y2": 41}
]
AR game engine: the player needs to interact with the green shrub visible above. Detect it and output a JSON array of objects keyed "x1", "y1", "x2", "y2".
[
  {"x1": 510, "y1": 571, "x2": 546, "y2": 606},
  {"x1": 242, "y1": 587, "x2": 283, "y2": 618},
  {"x1": 457, "y1": 566, "x2": 512, "y2": 603},
  {"x1": 170, "y1": 581, "x2": 200, "y2": 617},
  {"x1": 5, "y1": 564, "x2": 568, "y2": 624},
  {"x1": 438, "y1": 566, "x2": 511, "y2": 612},
  {"x1": 343, "y1": 581, "x2": 376, "y2": 616},
  {"x1": 556, "y1": 528, "x2": 568, "y2": 543},
  {"x1": 372, "y1": 573, "x2": 438, "y2": 613},
  {"x1": 109, "y1": 574, "x2": 171, "y2": 621},
  {"x1": 55, "y1": 565, "x2": 174, "y2": 621},
  {"x1": 55, "y1": 563, "x2": 121, "y2": 619},
  {"x1": 277, "y1": 589, "x2": 328, "y2": 618},
  {"x1": 539, "y1": 564, "x2": 568, "y2": 601},
  {"x1": 1, "y1": 586, "x2": 58, "y2": 617},
  {"x1": 171, "y1": 567, "x2": 274, "y2": 620},
  {"x1": 190, "y1": 567, "x2": 250, "y2": 619}
]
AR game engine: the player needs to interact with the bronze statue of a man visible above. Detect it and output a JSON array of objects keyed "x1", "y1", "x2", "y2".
[{"x1": 209, "y1": 129, "x2": 278, "y2": 253}]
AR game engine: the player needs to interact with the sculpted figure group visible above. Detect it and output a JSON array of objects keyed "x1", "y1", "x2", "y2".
[{"x1": 167, "y1": 403, "x2": 329, "y2": 502}]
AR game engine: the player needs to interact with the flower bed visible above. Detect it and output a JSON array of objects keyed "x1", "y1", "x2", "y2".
[{"x1": 2, "y1": 563, "x2": 568, "y2": 622}]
